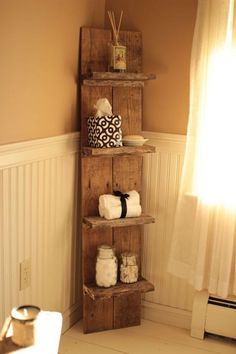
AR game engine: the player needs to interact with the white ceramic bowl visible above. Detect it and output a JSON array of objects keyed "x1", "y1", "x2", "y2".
[{"x1": 122, "y1": 138, "x2": 149, "y2": 147}]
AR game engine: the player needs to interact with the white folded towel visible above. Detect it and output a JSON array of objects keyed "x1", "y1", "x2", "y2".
[{"x1": 99, "y1": 190, "x2": 141, "y2": 220}]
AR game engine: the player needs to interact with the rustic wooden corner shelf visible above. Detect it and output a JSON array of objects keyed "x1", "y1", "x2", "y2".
[
  {"x1": 83, "y1": 278, "x2": 154, "y2": 300},
  {"x1": 83, "y1": 215, "x2": 155, "y2": 229},
  {"x1": 80, "y1": 27, "x2": 156, "y2": 334}
]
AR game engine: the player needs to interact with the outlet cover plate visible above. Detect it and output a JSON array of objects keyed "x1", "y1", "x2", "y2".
[{"x1": 20, "y1": 258, "x2": 31, "y2": 291}]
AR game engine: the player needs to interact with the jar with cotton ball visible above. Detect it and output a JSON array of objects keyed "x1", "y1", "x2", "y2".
[{"x1": 95, "y1": 245, "x2": 118, "y2": 287}]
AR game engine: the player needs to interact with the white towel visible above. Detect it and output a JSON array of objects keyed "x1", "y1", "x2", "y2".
[
  {"x1": 99, "y1": 190, "x2": 139, "y2": 211},
  {"x1": 99, "y1": 190, "x2": 141, "y2": 220},
  {"x1": 101, "y1": 205, "x2": 142, "y2": 220}
]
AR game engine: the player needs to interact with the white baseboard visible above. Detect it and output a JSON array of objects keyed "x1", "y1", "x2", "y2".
[
  {"x1": 142, "y1": 300, "x2": 192, "y2": 330},
  {"x1": 62, "y1": 303, "x2": 82, "y2": 334}
]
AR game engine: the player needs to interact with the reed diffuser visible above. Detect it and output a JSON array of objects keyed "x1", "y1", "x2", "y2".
[{"x1": 108, "y1": 10, "x2": 126, "y2": 72}]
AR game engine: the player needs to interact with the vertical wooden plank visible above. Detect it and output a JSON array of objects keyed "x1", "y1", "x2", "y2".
[
  {"x1": 113, "y1": 156, "x2": 142, "y2": 194},
  {"x1": 113, "y1": 226, "x2": 141, "y2": 280},
  {"x1": 83, "y1": 227, "x2": 112, "y2": 284},
  {"x1": 81, "y1": 154, "x2": 113, "y2": 332},
  {"x1": 112, "y1": 155, "x2": 143, "y2": 329},
  {"x1": 114, "y1": 292, "x2": 141, "y2": 329},
  {"x1": 113, "y1": 156, "x2": 142, "y2": 277},
  {"x1": 81, "y1": 28, "x2": 111, "y2": 75},
  {"x1": 119, "y1": 31, "x2": 142, "y2": 73},
  {"x1": 81, "y1": 86, "x2": 112, "y2": 147},
  {"x1": 83, "y1": 296, "x2": 113, "y2": 333},
  {"x1": 112, "y1": 87, "x2": 142, "y2": 137},
  {"x1": 81, "y1": 157, "x2": 112, "y2": 216},
  {"x1": 80, "y1": 28, "x2": 142, "y2": 75}
]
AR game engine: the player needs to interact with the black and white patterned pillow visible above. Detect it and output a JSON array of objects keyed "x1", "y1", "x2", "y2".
[{"x1": 87, "y1": 115, "x2": 122, "y2": 148}]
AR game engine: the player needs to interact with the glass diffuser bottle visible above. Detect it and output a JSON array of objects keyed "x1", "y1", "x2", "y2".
[{"x1": 108, "y1": 10, "x2": 127, "y2": 72}]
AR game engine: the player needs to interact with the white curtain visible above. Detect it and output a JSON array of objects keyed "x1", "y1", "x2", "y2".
[{"x1": 168, "y1": 0, "x2": 236, "y2": 298}]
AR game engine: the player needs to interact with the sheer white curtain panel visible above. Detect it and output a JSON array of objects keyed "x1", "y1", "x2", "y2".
[{"x1": 168, "y1": 0, "x2": 236, "y2": 298}]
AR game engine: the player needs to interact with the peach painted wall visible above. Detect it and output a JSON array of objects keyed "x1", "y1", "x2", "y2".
[
  {"x1": 105, "y1": 0, "x2": 197, "y2": 134},
  {"x1": 0, "y1": 0, "x2": 105, "y2": 144}
]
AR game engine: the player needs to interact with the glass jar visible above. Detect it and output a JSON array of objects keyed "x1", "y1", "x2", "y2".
[
  {"x1": 120, "y1": 252, "x2": 138, "y2": 283},
  {"x1": 96, "y1": 245, "x2": 117, "y2": 287},
  {"x1": 108, "y1": 41, "x2": 127, "y2": 72}
]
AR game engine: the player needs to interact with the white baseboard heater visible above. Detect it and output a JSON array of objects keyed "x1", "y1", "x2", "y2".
[{"x1": 191, "y1": 290, "x2": 236, "y2": 339}]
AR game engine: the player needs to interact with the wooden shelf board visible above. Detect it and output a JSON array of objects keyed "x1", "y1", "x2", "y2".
[
  {"x1": 82, "y1": 72, "x2": 156, "y2": 87},
  {"x1": 83, "y1": 278, "x2": 154, "y2": 300},
  {"x1": 82, "y1": 145, "x2": 156, "y2": 157},
  {"x1": 83, "y1": 79, "x2": 144, "y2": 87},
  {"x1": 83, "y1": 72, "x2": 156, "y2": 81},
  {"x1": 83, "y1": 214, "x2": 155, "y2": 229}
]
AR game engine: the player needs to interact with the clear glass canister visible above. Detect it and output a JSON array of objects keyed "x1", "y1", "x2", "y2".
[
  {"x1": 120, "y1": 252, "x2": 138, "y2": 283},
  {"x1": 108, "y1": 41, "x2": 127, "y2": 72},
  {"x1": 96, "y1": 245, "x2": 117, "y2": 287}
]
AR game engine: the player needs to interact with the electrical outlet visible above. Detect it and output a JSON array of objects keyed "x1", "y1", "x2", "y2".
[{"x1": 20, "y1": 259, "x2": 31, "y2": 290}]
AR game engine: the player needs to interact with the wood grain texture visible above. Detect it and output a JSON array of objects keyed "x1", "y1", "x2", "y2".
[
  {"x1": 80, "y1": 27, "x2": 155, "y2": 333},
  {"x1": 83, "y1": 79, "x2": 144, "y2": 87},
  {"x1": 118, "y1": 31, "x2": 142, "y2": 73},
  {"x1": 81, "y1": 28, "x2": 111, "y2": 75},
  {"x1": 83, "y1": 72, "x2": 156, "y2": 81},
  {"x1": 113, "y1": 87, "x2": 142, "y2": 136},
  {"x1": 83, "y1": 278, "x2": 154, "y2": 300},
  {"x1": 82, "y1": 226, "x2": 112, "y2": 284},
  {"x1": 114, "y1": 292, "x2": 141, "y2": 329},
  {"x1": 111, "y1": 152, "x2": 143, "y2": 331},
  {"x1": 81, "y1": 157, "x2": 112, "y2": 216},
  {"x1": 80, "y1": 28, "x2": 142, "y2": 75},
  {"x1": 83, "y1": 295, "x2": 113, "y2": 333},
  {"x1": 83, "y1": 215, "x2": 155, "y2": 228},
  {"x1": 81, "y1": 145, "x2": 155, "y2": 157},
  {"x1": 114, "y1": 226, "x2": 142, "y2": 278},
  {"x1": 81, "y1": 86, "x2": 112, "y2": 146},
  {"x1": 112, "y1": 155, "x2": 142, "y2": 193}
]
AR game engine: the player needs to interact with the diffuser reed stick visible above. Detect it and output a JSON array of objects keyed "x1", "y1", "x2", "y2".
[{"x1": 108, "y1": 10, "x2": 123, "y2": 45}]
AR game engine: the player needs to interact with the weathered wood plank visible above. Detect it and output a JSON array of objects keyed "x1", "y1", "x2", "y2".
[
  {"x1": 83, "y1": 79, "x2": 144, "y2": 87},
  {"x1": 112, "y1": 155, "x2": 142, "y2": 194},
  {"x1": 118, "y1": 31, "x2": 142, "y2": 73},
  {"x1": 81, "y1": 28, "x2": 111, "y2": 75},
  {"x1": 112, "y1": 87, "x2": 142, "y2": 136},
  {"x1": 114, "y1": 226, "x2": 142, "y2": 279},
  {"x1": 82, "y1": 226, "x2": 112, "y2": 284},
  {"x1": 83, "y1": 72, "x2": 156, "y2": 81},
  {"x1": 114, "y1": 292, "x2": 141, "y2": 329},
  {"x1": 83, "y1": 295, "x2": 113, "y2": 333},
  {"x1": 112, "y1": 153, "x2": 143, "y2": 322},
  {"x1": 83, "y1": 215, "x2": 155, "y2": 228},
  {"x1": 83, "y1": 278, "x2": 154, "y2": 300},
  {"x1": 81, "y1": 145, "x2": 155, "y2": 157},
  {"x1": 81, "y1": 157, "x2": 112, "y2": 216},
  {"x1": 80, "y1": 28, "x2": 142, "y2": 74}
]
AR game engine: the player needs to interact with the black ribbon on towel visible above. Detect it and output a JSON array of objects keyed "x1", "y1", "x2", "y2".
[{"x1": 113, "y1": 191, "x2": 130, "y2": 218}]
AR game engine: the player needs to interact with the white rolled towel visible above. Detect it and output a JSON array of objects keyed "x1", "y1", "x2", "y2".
[
  {"x1": 99, "y1": 190, "x2": 141, "y2": 220},
  {"x1": 99, "y1": 190, "x2": 140, "y2": 216},
  {"x1": 102, "y1": 205, "x2": 142, "y2": 220}
]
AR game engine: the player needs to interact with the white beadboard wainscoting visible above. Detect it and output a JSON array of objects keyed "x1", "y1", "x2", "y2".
[
  {"x1": 0, "y1": 131, "x2": 195, "y2": 333},
  {"x1": 141, "y1": 131, "x2": 195, "y2": 329},
  {"x1": 0, "y1": 132, "x2": 80, "y2": 332}
]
